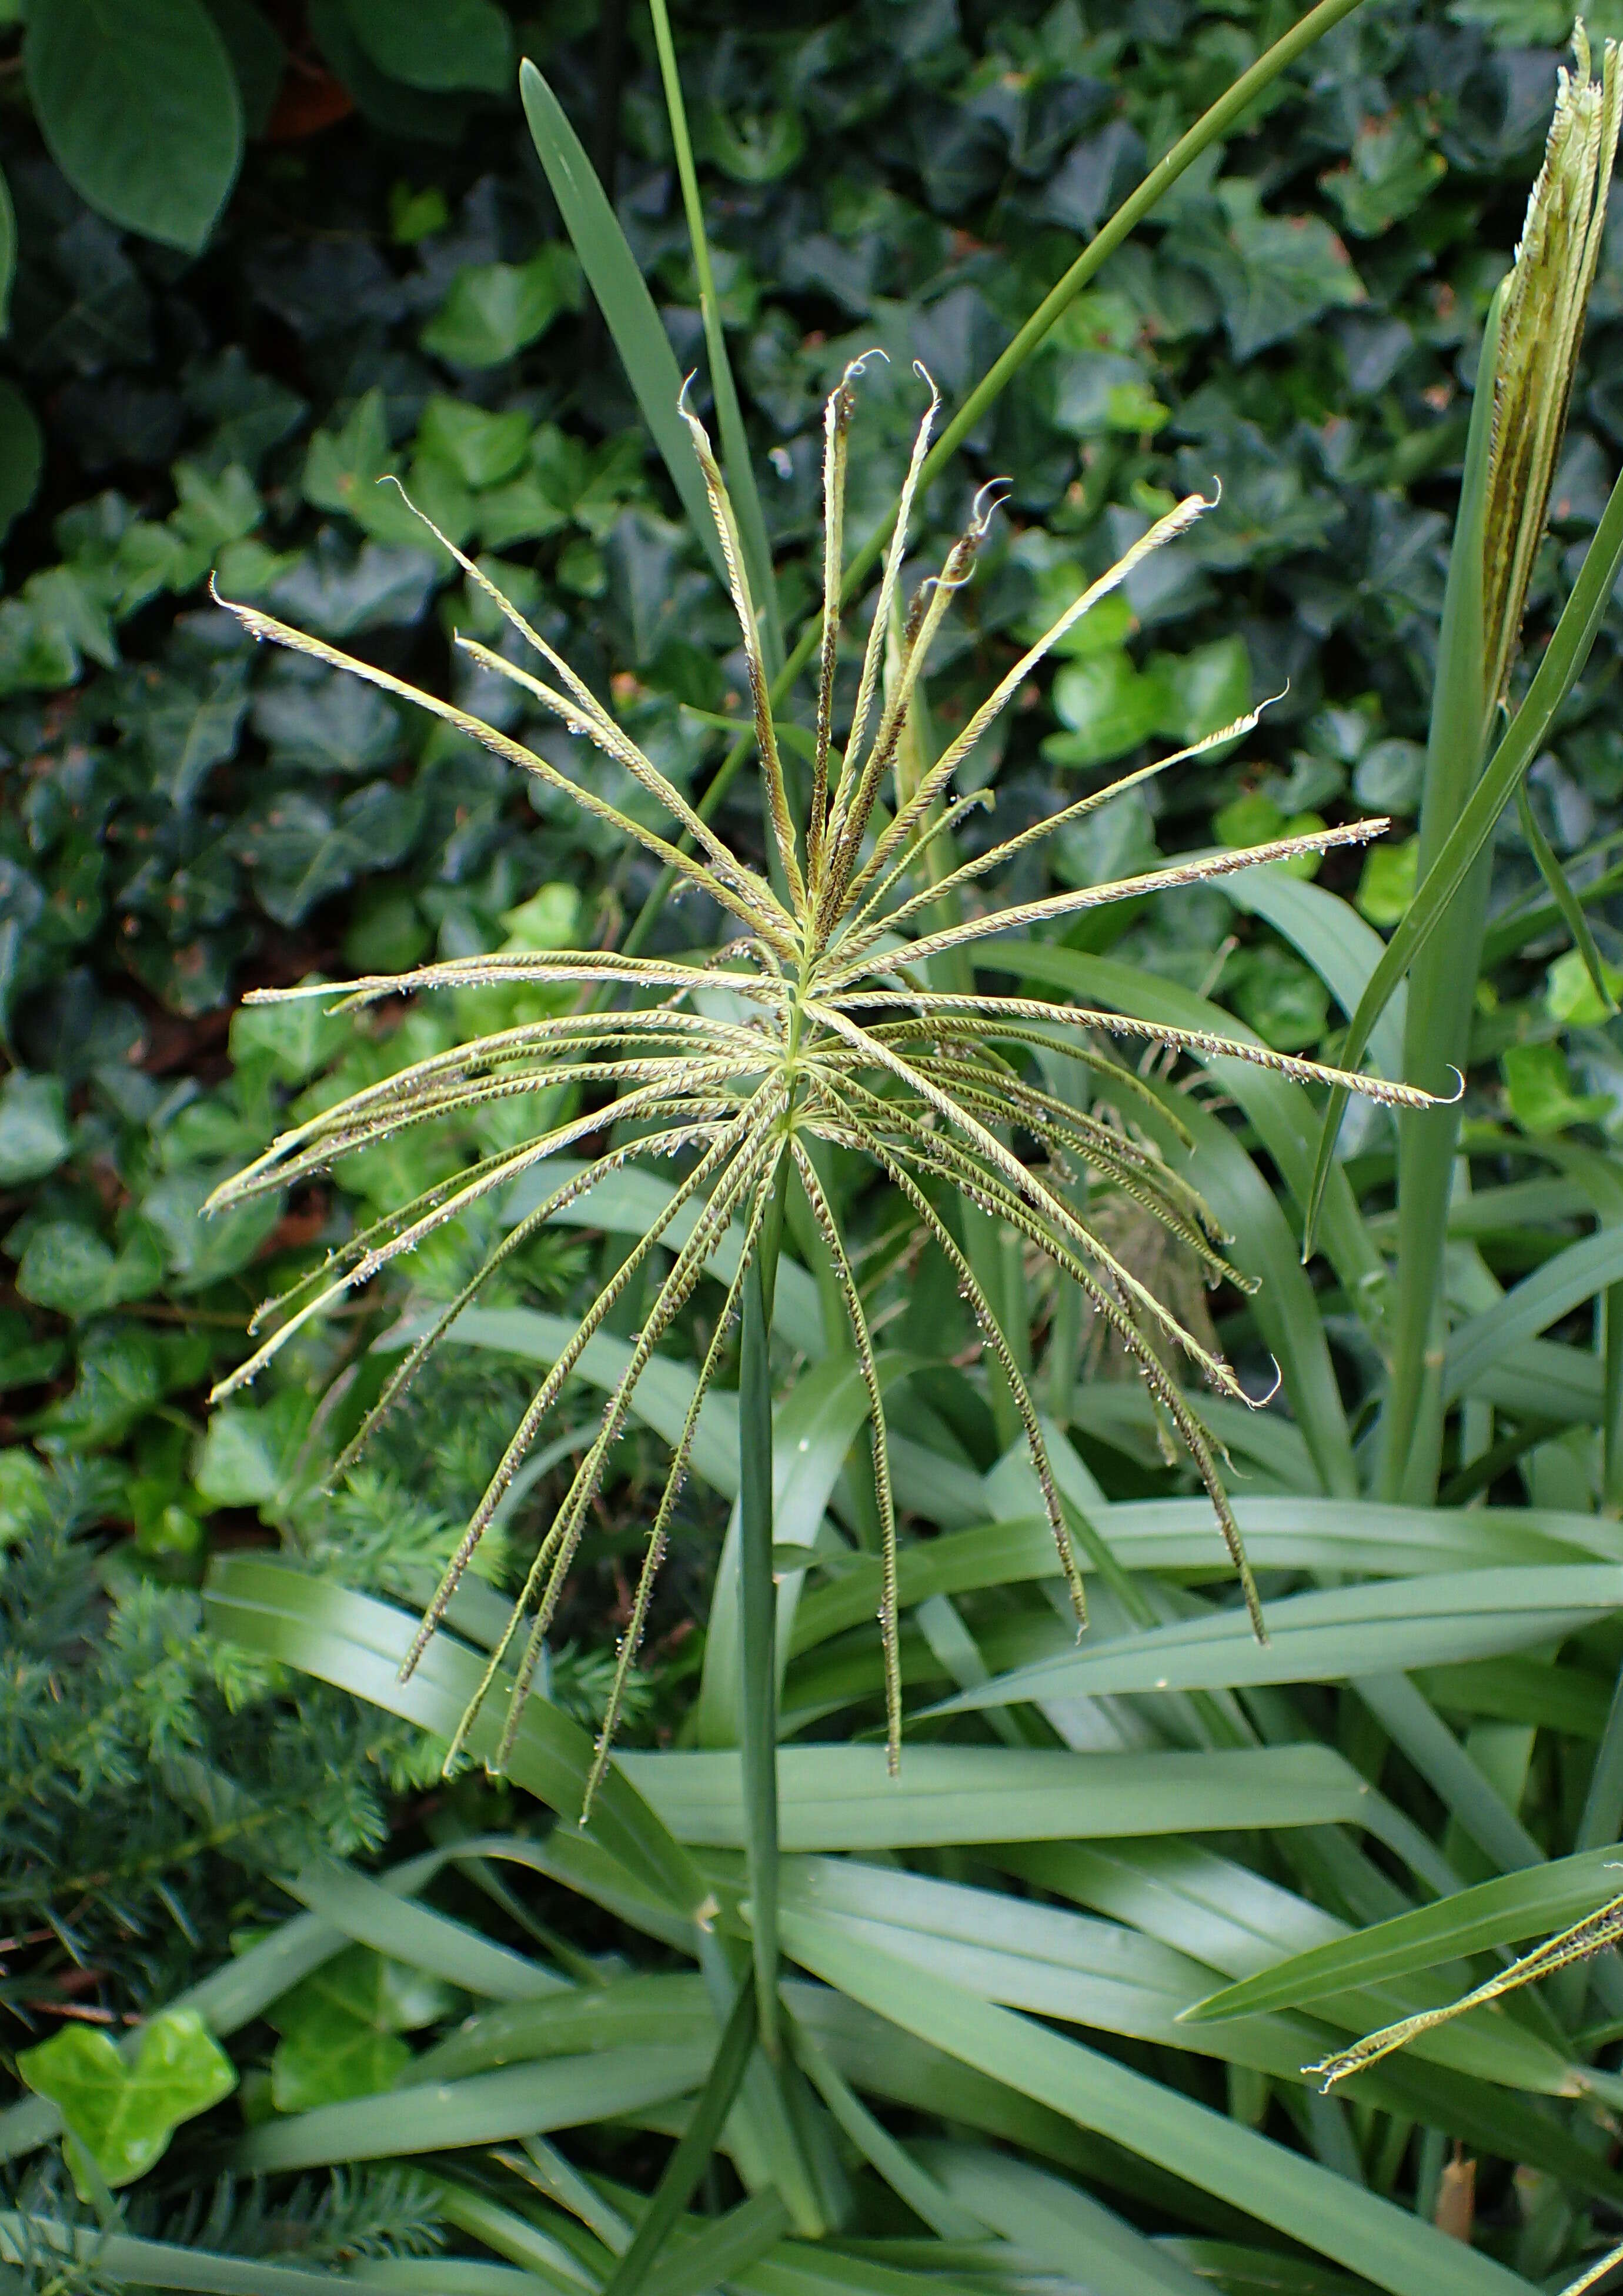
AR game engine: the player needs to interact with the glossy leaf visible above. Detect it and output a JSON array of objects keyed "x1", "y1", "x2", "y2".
[
  {"x1": 25, "y1": 0, "x2": 242, "y2": 252},
  {"x1": 17, "y1": 2010, "x2": 236, "y2": 2191}
]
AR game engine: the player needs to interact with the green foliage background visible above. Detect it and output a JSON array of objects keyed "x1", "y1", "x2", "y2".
[{"x1": 9, "y1": 0, "x2": 1623, "y2": 2286}]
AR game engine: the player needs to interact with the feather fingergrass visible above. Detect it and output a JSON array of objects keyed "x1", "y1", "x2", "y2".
[{"x1": 205, "y1": 369, "x2": 1451, "y2": 1794}]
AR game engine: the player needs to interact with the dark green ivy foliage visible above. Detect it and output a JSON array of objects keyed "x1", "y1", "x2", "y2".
[{"x1": 4, "y1": 0, "x2": 1623, "y2": 2014}]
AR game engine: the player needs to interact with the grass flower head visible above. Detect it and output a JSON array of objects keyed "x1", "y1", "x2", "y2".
[{"x1": 207, "y1": 363, "x2": 1452, "y2": 1802}]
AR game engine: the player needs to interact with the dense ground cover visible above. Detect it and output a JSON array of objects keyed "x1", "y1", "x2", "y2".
[{"x1": 9, "y1": 1, "x2": 1623, "y2": 2289}]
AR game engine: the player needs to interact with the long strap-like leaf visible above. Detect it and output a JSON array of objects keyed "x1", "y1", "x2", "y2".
[
  {"x1": 1302, "y1": 464, "x2": 1623, "y2": 1252},
  {"x1": 519, "y1": 58, "x2": 727, "y2": 590}
]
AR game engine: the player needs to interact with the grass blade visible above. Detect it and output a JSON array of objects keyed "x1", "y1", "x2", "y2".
[
  {"x1": 202, "y1": 1556, "x2": 708, "y2": 1917},
  {"x1": 1515, "y1": 780, "x2": 1618, "y2": 1010},
  {"x1": 1187, "y1": 1843, "x2": 1623, "y2": 2022},
  {"x1": 600, "y1": 1976, "x2": 759, "y2": 2296},
  {"x1": 1304, "y1": 463, "x2": 1623, "y2": 1256},
  {"x1": 780, "y1": 1912, "x2": 1534, "y2": 2296},
  {"x1": 518, "y1": 58, "x2": 726, "y2": 589},
  {"x1": 925, "y1": 1568, "x2": 1623, "y2": 1712},
  {"x1": 1444, "y1": 1224, "x2": 1623, "y2": 1399},
  {"x1": 615, "y1": 1743, "x2": 1379, "y2": 1850}
]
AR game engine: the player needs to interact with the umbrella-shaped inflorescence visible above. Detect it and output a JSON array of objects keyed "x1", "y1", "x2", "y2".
[{"x1": 206, "y1": 363, "x2": 1451, "y2": 1806}]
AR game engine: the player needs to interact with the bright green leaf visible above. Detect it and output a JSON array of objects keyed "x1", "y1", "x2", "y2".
[
  {"x1": 1046, "y1": 652, "x2": 1165, "y2": 768},
  {"x1": 1547, "y1": 945, "x2": 1623, "y2": 1026},
  {"x1": 25, "y1": 0, "x2": 243, "y2": 252},
  {"x1": 18, "y1": 2009, "x2": 236, "y2": 2192},
  {"x1": 420, "y1": 248, "x2": 583, "y2": 369},
  {"x1": 416, "y1": 396, "x2": 531, "y2": 489},
  {"x1": 15, "y1": 1220, "x2": 165, "y2": 1319},
  {"x1": 1502, "y1": 1042, "x2": 1611, "y2": 1136},
  {"x1": 1357, "y1": 839, "x2": 1419, "y2": 926},
  {"x1": 229, "y1": 983, "x2": 349, "y2": 1083},
  {"x1": 194, "y1": 1390, "x2": 316, "y2": 1511}
]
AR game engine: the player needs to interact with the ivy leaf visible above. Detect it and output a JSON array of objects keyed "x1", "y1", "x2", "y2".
[
  {"x1": 0, "y1": 381, "x2": 43, "y2": 540},
  {"x1": 1356, "y1": 838, "x2": 1420, "y2": 926},
  {"x1": 696, "y1": 101, "x2": 808, "y2": 185},
  {"x1": 266, "y1": 1943, "x2": 454, "y2": 2112},
  {"x1": 1044, "y1": 651, "x2": 1166, "y2": 769},
  {"x1": 270, "y1": 2023, "x2": 411, "y2": 2113},
  {"x1": 115, "y1": 658, "x2": 251, "y2": 809},
  {"x1": 193, "y1": 1389, "x2": 316, "y2": 1510},
  {"x1": 0, "y1": 1310, "x2": 66, "y2": 1394},
  {"x1": 232, "y1": 782, "x2": 425, "y2": 926},
  {"x1": 416, "y1": 396, "x2": 530, "y2": 488},
  {"x1": 262, "y1": 535, "x2": 442, "y2": 639},
  {"x1": 1321, "y1": 111, "x2": 1447, "y2": 239},
  {"x1": 1214, "y1": 792, "x2": 1327, "y2": 883},
  {"x1": 18, "y1": 2009, "x2": 236, "y2": 2194},
  {"x1": 1547, "y1": 945, "x2": 1623, "y2": 1027},
  {"x1": 139, "y1": 1170, "x2": 282, "y2": 1291},
  {"x1": 420, "y1": 248, "x2": 583, "y2": 368},
  {"x1": 302, "y1": 388, "x2": 395, "y2": 522},
  {"x1": 251, "y1": 666, "x2": 405, "y2": 776},
  {"x1": 1226, "y1": 943, "x2": 1331, "y2": 1051},
  {"x1": 0, "y1": 1070, "x2": 71, "y2": 1186},
  {"x1": 1151, "y1": 634, "x2": 1250, "y2": 746},
  {"x1": 1184, "y1": 179, "x2": 1365, "y2": 360},
  {"x1": 229, "y1": 981, "x2": 350, "y2": 1081},
  {"x1": 16, "y1": 1219, "x2": 166, "y2": 1319},
  {"x1": 1502, "y1": 1040, "x2": 1614, "y2": 1135},
  {"x1": 25, "y1": 0, "x2": 242, "y2": 253},
  {"x1": 32, "y1": 1326, "x2": 205, "y2": 1451}
]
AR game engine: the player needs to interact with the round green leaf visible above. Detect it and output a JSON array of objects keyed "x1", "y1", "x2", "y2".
[
  {"x1": 343, "y1": 0, "x2": 513, "y2": 94},
  {"x1": 25, "y1": 0, "x2": 243, "y2": 253}
]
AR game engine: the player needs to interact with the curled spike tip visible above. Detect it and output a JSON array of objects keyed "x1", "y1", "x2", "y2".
[
  {"x1": 969, "y1": 476, "x2": 1013, "y2": 535},
  {"x1": 1248, "y1": 1357, "x2": 1285, "y2": 1411}
]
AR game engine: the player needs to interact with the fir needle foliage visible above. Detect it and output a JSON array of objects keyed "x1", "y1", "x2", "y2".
[{"x1": 204, "y1": 366, "x2": 1454, "y2": 1796}]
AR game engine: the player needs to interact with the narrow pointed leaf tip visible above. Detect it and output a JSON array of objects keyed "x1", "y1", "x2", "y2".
[{"x1": 208, "y1": 373, "x2": 1425, "y2": 1773}]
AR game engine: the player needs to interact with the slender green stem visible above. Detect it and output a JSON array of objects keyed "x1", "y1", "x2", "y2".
[
  {"x1": 739, "y1": 1217, "x2": 782, "y2": 2056},
  {"x1": 599, "y1": 1973, "x2": 757, "y2": 2296},
  {"x1": 903, "y1": 0, "x2": 1371, "y2": 510},
  {"x1": 620, "y1": 0, "x2": 1371, "y2": 960}
]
